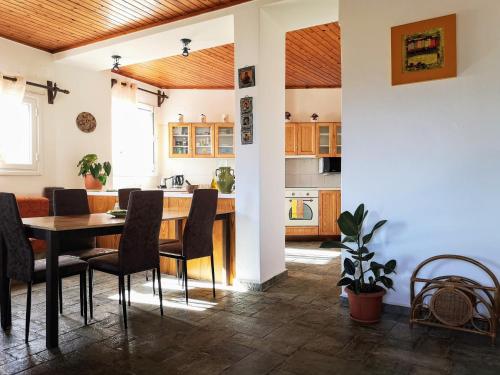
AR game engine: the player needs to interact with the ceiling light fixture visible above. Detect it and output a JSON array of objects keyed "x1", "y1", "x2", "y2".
[
  {"x1": 111, "y1": 55, "x2": 121, "y2": 71},
  {"x1": 181, "y1": 38, "x2": 191, "y2": 57}
]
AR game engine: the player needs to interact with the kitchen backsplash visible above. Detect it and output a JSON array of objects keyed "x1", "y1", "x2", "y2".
[{"x1": 286, "y1": 158, "x2": 341, "y2": 188}]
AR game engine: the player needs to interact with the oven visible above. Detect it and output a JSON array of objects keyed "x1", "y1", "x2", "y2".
[{"x1": 285, "y1": 190, "x2": 319, "y2": 226}]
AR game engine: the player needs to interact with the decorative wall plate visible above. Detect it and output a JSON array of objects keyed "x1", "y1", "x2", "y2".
[{"x1": 76, "y1": 112, "x2": 97, "y2": 133}]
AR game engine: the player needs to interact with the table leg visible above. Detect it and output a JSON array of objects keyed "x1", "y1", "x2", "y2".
[
  {"x1": 0, "y1": 235, "x2": 12, "y2": 330},
  {"x1": 46, "y1": 231, "x2": 60, "y2": 349}
]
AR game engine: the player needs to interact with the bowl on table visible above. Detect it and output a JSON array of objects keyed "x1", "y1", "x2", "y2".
[{"x1": 106, "y1": 209, "x2": 127, "y2": 218}]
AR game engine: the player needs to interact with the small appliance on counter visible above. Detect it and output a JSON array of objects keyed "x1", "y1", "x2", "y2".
[
  {"x1": 159, "y1": 175, "x2": 185, "y2": 189},
  {"x1": 319, "y1": 157, "x2": 341, "y2": 174}
]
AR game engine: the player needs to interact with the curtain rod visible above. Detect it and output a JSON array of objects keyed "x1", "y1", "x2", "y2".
[
  {"x1": 2, "y1": 75, "x2": 69, "y2": 104},
  {"x1": 111, "y1": 78, "x2": 168, "y2": 108}
]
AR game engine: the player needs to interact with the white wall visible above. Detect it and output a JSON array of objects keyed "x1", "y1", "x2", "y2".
[
  {"x1": 0, "y1": 37, "x2": 112, "y2": 195},
  {"x1": 341, "y1": 0, "x2": 500, "y2": 307},
  {"x1": 286, "y1": 88, "x2": 341, "y2": 122}
]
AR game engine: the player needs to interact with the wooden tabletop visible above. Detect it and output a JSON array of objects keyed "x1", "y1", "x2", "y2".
[{"x1": 22, "y1": 208, "x2": 235, "y2": 231}]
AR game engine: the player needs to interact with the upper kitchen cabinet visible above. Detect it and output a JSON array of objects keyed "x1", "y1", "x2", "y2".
[
  {"x1": 169, "y1": 122, "x2": 235, "y2": 159},
  {"x1": 317, "y1": 122, "x2": 342, "y2": 157},
  {"x1": 169, "y1": 123, "x2": 192, "y2": 158},
  {"x1": 285, "y1": 122, "x2": 316, "y2": 156},
  {"x1": 215, "y1": 123, "x2": 235, "y2": 158},
  {"x1": 285, "y1": 123, "x2": 297, "y2": 155},
  {"x1": 297, "y1": 123, "x2": 316, "y2": 155},
  {"x1": 192, "y1": 123, "x2": 214, "y2": 157}
]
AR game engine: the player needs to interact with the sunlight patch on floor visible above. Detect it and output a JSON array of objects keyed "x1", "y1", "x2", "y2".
[{"x1": 285, "y1": 242, "x2": 341, "y2": 265}]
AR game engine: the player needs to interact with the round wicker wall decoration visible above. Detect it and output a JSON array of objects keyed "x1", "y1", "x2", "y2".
[
  {"x1": 76, "y1": 112, "x2": 97, "y2": 133},
  {"x1": 430, "y1": 287, "x2": 473, "y2": 327}
]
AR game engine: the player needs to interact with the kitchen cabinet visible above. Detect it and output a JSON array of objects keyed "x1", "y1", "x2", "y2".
[
  {"x1": 169, "y1": 123, "x2": 192, "y2": 158},
  {"x1": 319, "y1": 190, "x2": 341, "y2": 235},
  {"x1": 192, "y1": 123, "x2": 214, "y2": 157},
  {"x1": 297, "y1": 123, "x2": 316, "y2": 155},
  {"x1": 285, "y1": 226, "x2": 319, "y2": 236},
  {"x1": 215, "y1": 123, "x2": 235, "y2": 158},
  {"x1": 285, "y1": 123, "x2": 297, "y2": 155},
  {"x1": 317, "y1": 122, "x2": 341, "y2": 157},
  {"x1": 285, "y1": 122, "x2": 317, "y2": 156}
]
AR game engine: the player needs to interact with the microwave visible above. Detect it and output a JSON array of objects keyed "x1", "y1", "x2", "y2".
[{"x1": 319, "y1": 157, "x2": 341, "y2": 174}]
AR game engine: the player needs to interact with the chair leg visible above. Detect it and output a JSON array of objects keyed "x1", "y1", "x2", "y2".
[
  {"x1": 89, "y1": 268, "x2": 94, "y2": 320},
  {"x1": 182, "y1": 260, "x2": 188, "y2": 305},
  {"x1": 25, "y1": 283, "x2": 32, "y2": 344},
  {"x1": 145, "y1": 270, "x2": 149, "y2": 281},
  {"x1": 79, "y1": 277, "x2": 83, "y2": 317},
  {"x1": 210, "y1": 254, "x2": 216, "y2": 299},
  {"x1": 80, "y1": 273, "x2": 87, "y2": 326},
  {"x1": 152, "y1": 269, "x2": 156, "y2": 295},
  {"x1": 118, "y1": 278, "x2": 122, "y2": 305},
  {"x1": 127, "y1": 274, "x2": 131, "y2": 306},
  {"x1": 157, "y1": 268, "x2": 163, "y2": 316},
  {"x1": 58, "y1": 278, "x2": 63, "y2": 314},
  {"x1": 120, "y1": 275, "x2": 128, "y2": 329}
]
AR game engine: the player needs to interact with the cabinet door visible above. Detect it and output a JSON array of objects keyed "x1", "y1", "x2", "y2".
[
  {"x1": 317, "y1": 123, "x2": 334, "y2": 157},
  {"x1": 319, "y1": 190, "x2": 341, "y2": 235},
  {"x1": 169, "y1": 123, "x2": 191, "y2": 158},
  {"x1": 192, "y1": 123, "x2": 214, "y2": 157},
  {"x1": 297, "y1": 123, "x2": 316, "y2": 155},
  {"x1": 215, "y1": 123, "x2": 235, "y2": 158},
  {"x1": 334, "y1": 122, "x2": 342, "y2": 156},
  {"x1": 285, "y1": 123, "x2": 297, "y2": 155}
]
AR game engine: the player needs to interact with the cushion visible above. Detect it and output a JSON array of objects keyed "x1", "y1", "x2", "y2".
[
  {"x1": 61, "y1": 247, "x2": 118, "y2": 261},
  {"x1": 159, "y1": 239, "x2": 183, "y2": 257},
  {"x1": 88, "y1": 253, "x2": 120, "y2": 275},
  {"x1": 33, "y1": 255, "x2": 88, "y2": 284}
]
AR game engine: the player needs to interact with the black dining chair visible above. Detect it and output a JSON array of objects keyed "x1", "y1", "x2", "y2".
[
  {"x1": 118, "y1": 188, "x2": 141, "y2": 210},
  {"x1": 53, "y1": 189, "x2": 118, "y2": 313},
  {"x1": 42, "y1": 186, "x2": 64, "y2": 216},
  {"x1": 158, "y1": 189, "x2": 218, "y2": 305},
  {"x1": 88, "y1": 190, "x2": 164, "y2": 328},
  {"x1": 0, "y1": 193, "x2": 89, "y2": 343}
]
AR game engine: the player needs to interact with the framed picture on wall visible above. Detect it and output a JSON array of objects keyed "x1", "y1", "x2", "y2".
[
  {"x1": 391, "y1": 14, "x2": 457, "y2": 85},
  {"x1": 238, "y1": 66, "x2": 256, "y2": 88}
]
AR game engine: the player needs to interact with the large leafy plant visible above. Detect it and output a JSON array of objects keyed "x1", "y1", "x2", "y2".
[
  {"x1": 321, "y1": 204, "x2": 396, "y2": 294},
  {"x1": 77, "y1": 154, "x2": 112, "y2": 186}
]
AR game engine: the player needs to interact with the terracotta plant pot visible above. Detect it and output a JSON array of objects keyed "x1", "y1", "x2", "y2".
[
  {"x1": 84, "y1": 174, "x2": 103, "y2": 190},
  {"x1": 346, "y1": 286, "x2": 386, "y2": 324}
]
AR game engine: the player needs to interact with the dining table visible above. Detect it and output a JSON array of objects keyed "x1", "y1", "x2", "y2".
[{"x1": 0, "y1": 207, "x2": 234, "y2": 349}]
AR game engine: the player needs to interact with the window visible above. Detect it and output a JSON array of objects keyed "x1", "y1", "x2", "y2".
[
  {"x1": 113, "y1": 103, "x2": 156, "y2": 177},
  {"x1": 0, "y1": 95, "x2": 40, "y2": 174}
]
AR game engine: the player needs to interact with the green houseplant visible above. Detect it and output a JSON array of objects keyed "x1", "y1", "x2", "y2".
[
  {"x1": 321, "y1": 203, "x2": 396, "y2": 323},
  {"x1": 77, "y1": 154, "x2": 111, "y2": 190}
]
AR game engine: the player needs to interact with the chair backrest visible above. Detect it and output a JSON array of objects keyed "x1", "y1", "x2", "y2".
[
  {"x1": 183, "y1": 189, "x2": 218, "y2": 260},
  {"x1": 0, "y1": 193, "x2": 34, "y2": 282},
  {"x1": 119, "y1": 190, "x2": 163, "y2": 274},
  {"x1": 53, "y1": 189, "x2": 96, "y2": 250},
  {"x1": 42, "y1": 186, "x2": 64, "y2": 216},
  {"x1": 118, "y1": 188, "x2": 141, "y2": 210}
]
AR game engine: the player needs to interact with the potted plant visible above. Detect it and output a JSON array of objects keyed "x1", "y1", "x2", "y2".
[
  {"x1": 321, "y1": 204, "x2": 396, "y2": 323},
  {"x1": 77, "y1": 154, "x2": 112, "y2": 190}
]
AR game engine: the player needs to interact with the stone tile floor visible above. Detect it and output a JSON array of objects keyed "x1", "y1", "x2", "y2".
[{"x1": 1, "y1": 242, "x2": 499, "y2": 374}]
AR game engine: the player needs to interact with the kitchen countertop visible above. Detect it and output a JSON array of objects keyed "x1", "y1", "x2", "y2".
[
  {"x1": 285, "y1": 187, "x2": 341, "y2": 191},
  {"x1": 87, "y1": 189, "x2": 235, "y2": 199}
]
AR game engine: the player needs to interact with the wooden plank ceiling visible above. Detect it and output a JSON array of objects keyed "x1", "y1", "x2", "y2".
[
  {"x1": 118, "y1": 22, "x2": 341, "y2": 89},
  {"x1": 0, "y1": 0, "x2": 250, "y2": 52}
]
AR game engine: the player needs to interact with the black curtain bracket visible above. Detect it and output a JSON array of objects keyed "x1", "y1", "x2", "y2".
[
  {"x1": 2, "y1": 75, "x2": 69, "y2": 104},
  {"x1": 111, "y1": 78, "x2": 168, "y2": 108}
]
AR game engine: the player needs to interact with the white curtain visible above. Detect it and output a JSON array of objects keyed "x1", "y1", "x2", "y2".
[
  {"x1": 112, "y1": 81, "x2": 139, "y2": 179},
  {"x1": 0, "y1": 74, "x2": 26, "y2": 104}
]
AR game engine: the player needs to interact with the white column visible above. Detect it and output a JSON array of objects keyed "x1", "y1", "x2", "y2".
[{"x1": 234, "y1": 5, "x2": 287, "y2": 287}]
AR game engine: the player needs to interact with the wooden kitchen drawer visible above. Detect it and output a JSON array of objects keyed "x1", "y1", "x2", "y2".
[{"x1": 285, "y1": 226, "x2": 319, "y2": 236}]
